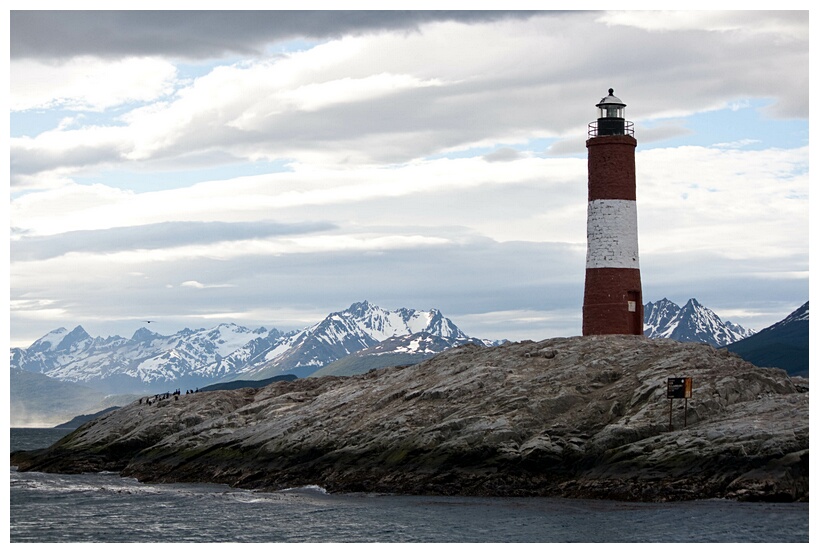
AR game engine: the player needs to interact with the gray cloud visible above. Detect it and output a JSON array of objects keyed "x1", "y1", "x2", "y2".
[
  {"x1": 10, "y1": 10, "x2": 542, "y2": 60},
  {"x1": 11, "y1": 143, "x2": 126, "y2": 183},
  {"x1": 641, "y1": 250, "x2": 808, "y2": 332},
  {"x1": 484, "y1": 147, "x2": 524, "y2": 163},
  {"x1": 11, "y1": 220, "x2": 337, "y2": 261}
]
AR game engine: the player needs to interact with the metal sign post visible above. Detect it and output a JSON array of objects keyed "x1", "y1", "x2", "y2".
[
  {"x1": 667, "y1": 377, "x2": 693, "y2": 431},
  {"x1": 669, "y1": 396, "x2": 673, "y2": 431}
]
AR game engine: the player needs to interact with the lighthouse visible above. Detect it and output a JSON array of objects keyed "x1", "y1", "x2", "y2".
[{"x1": 583, "y1": 89, "x2": 643, "y2": 335}]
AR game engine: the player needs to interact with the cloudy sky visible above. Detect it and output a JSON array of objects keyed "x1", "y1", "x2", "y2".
[{"x1": 6, "y1": 8, "x2": 810, "y2": 348}]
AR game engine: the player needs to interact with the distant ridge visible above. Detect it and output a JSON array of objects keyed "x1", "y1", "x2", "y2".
[
  {"x1": 199, "y1": 374, "x2": 298, "y2": 391},
  {"x1": 10, "y1": 366, "x2": 130, "y2": 428},
  {"x1": 725, "y1": 302, "x2": 808, "y2": 377},
  {"x1": 54, "y1": 406, "x2": 121, "y2": 429}
]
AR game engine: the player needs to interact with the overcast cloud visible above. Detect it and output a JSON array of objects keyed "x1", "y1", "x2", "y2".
[
  {"x1": 10, "y1": 11, "x2": 539, "y2": 60},
  {"x1": 7, "y1": 9, "x2": 810, "y2": 347}
]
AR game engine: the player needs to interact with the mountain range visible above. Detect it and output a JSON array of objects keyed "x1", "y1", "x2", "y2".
[
  {"x1": 643, "y1": 298, "x2": 754, "y2": 346},
  {"x1": 11, "y1": 298, "x2": 806, "y2": 426},
  {"x1": 10, "y1": 301, "x2": 490, "y2": 395}
]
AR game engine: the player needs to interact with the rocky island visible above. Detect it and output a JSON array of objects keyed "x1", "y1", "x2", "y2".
[{"x1": 11, "y1": 336, "x2": 808, "y2": 502}]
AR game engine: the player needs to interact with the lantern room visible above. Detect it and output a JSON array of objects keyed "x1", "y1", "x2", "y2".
[{"x1": 589, "y1": 88, "x2": 633, "y2": 138}]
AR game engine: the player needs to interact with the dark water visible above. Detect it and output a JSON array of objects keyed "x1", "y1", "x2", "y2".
[{"x1": 10, "y1": 428, "x2": 810, "y2": 543}]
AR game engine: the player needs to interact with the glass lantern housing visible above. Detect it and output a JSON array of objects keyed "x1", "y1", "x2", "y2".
[{"x1": 594, "y1": 89, "x2": 627, "y2": 136}]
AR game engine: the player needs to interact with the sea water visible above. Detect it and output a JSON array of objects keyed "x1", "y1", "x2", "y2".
[{"x1": 9, "y1": 428, "x2": 810, "y2": 543}]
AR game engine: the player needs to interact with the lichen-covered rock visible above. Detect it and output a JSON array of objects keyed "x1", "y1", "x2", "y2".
[{"x1": 11, "y1": 336, "x2": 808, "y2": 502}]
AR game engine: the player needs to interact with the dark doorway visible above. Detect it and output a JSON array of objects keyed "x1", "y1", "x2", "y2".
[{"x1": 627, "y1": 290, "x2": 643, "y2": 335}]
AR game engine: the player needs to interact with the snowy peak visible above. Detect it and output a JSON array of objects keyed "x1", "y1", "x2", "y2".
[
  {"x1": 333, "y1": 301, "x2": 468, "y2": 342},
  {"x1": 132, "y1": 327, "x2": 162, "y2": 342},
  {"x1": 27, "y1": 327, "x2": 71, "y2": 354},
  {"x1": 771, "y1": 301, "x2": 809, "y2": 329},
  {"x1": 643, "y1": 298, "x2": 753, "y2": 347},
  {"x1": 346, "y1": 300, "x2": 375, "y2": 318},
  {"x1": 198, "y1": 323, "x2": 263, "y2": 356},
  {"x1": 12, "y1": 301, "x2": 486, "y2": 391},
  {"x1": 13, "y1": 325, "x2": 95, "y2": 375},
  {"x1": 12, "y1": 321, "x2": 284, "y2": 392},
  {"x1": 21, "y1": 325, "x2": 91, "y2": 355},
  {"x1": 643, "y1": 298, "x2": 680, "y2": 338},
  {"x1": 233, "y1": 302, "x2": 475, "y2": 380},
  {"x1": 56, "y1": 325, "x2": 92, "y2": 348}
]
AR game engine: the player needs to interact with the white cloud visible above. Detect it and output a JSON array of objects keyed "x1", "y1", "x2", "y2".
[
  {"x1": 710, "y1": 139, "x2": 761, "y2": 149},
  {"x1": 262, "y1": 73, "x2": 443, "y2": 115},
  {"x1": 180, "y1": 280, "x2": 236, "y2": 289},
  {"x1": 11, "y1": 184, "x2": 136, "y2": 236},
  {"x1": 9, "y1": 298, "x2": 67, "y2": 318},
  {"x1": 10, "y1": 156, "x2": 583, "y2": 238},
  {"x1": 597, "y1": 10, "x2": 807, "y2": 40},
  {"x1": 637, "y1": 145, "x2": 808, "y2": 258},
  {"x1": 10, "y1": 57, "x2": 178, "y2": 112}
]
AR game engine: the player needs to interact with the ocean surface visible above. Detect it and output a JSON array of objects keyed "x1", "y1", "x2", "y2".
[{"x1": 10, "y1": 427, "x2": 810, "y2": 543}]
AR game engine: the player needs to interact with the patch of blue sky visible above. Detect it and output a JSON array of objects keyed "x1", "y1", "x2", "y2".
[
  {"x1": 11, "y1": 108, "x2": 130, "y2": 138},
  {"x1": 426, "y1": 137, "x2": 561, "y2": 161},
  {"x1": 264, "y1": 38, "x2": 324, "y2": 56},
  {"x1": 526, "y1": 138, "x2": 564, "y2": 157},
  {"x1": 639, "y1": 98, "x2": 807, "y2": 151},
  {"x1": 173, "y1": 39, "x2": 324, "y2": 81},
  {"x1": 174, "y1": 60, "x2": 235, "y2": 83},
  {"x1": 71, "y1": 159, "x2": 295, "y2": 193}
]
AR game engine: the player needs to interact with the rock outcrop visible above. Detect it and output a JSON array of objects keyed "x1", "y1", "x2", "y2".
[{"x1": 11, "y1": 336, "x2": 809, "y2": 502}]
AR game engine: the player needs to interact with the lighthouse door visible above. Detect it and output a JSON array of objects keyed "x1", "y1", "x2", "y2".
[{"x1": 627, "y1": 290, "x2": 642, "y2": 335}]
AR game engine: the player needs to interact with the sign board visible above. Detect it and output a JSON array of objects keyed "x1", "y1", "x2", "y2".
[{"x1": 667, "y1": 377, "x2": 692, "y2": 399}]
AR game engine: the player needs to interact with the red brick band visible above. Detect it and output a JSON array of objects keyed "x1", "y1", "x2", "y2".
[
  {"x1": 583, "y1": 267, "x2": 643, "y2": 335},
  {"x1": 586, "y1": 135, "x2": 637, "y2": 202}
]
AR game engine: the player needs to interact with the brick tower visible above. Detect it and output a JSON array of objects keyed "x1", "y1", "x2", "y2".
[{"x1": 583, "y1": 89, "x2": 643, "y2": 335}]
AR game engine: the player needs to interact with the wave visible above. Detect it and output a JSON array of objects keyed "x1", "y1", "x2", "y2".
[{"x1": 278, "y1": 484, "x2": 329, "y2": 495}]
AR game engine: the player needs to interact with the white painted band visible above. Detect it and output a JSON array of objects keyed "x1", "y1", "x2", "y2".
[{"x1": 586, "y1": 199, "x2": 640, "y2": 269}]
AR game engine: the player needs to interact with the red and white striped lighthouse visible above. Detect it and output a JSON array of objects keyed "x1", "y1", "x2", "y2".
[{"x1": 583, "y1": 89, "x2": 643, "y2": 336}]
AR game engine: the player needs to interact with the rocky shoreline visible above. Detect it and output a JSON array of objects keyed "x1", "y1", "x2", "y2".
[{"x1": 11, "y1": 336, "x2": 809, "y2": 502}]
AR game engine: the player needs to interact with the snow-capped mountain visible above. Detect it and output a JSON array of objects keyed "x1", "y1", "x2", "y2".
[
  {"x1": 234, "y1": 301, "x2": 478, "y2": 379},
  {"x1": 11, "y1": 323, "x2": 281, "y2": 393},
  {"x1": 725, "y1": 301, "x2": 808, "y2": 377},
  {"x1": 765, "y1": 301, "x2": 809, "y2": 329},
  {"x1": 10, "y1": 301, "x2": 484, "y2": 392},
  {"x1": 643, "y1": 298, "x2": 754, "y2": 347}
]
